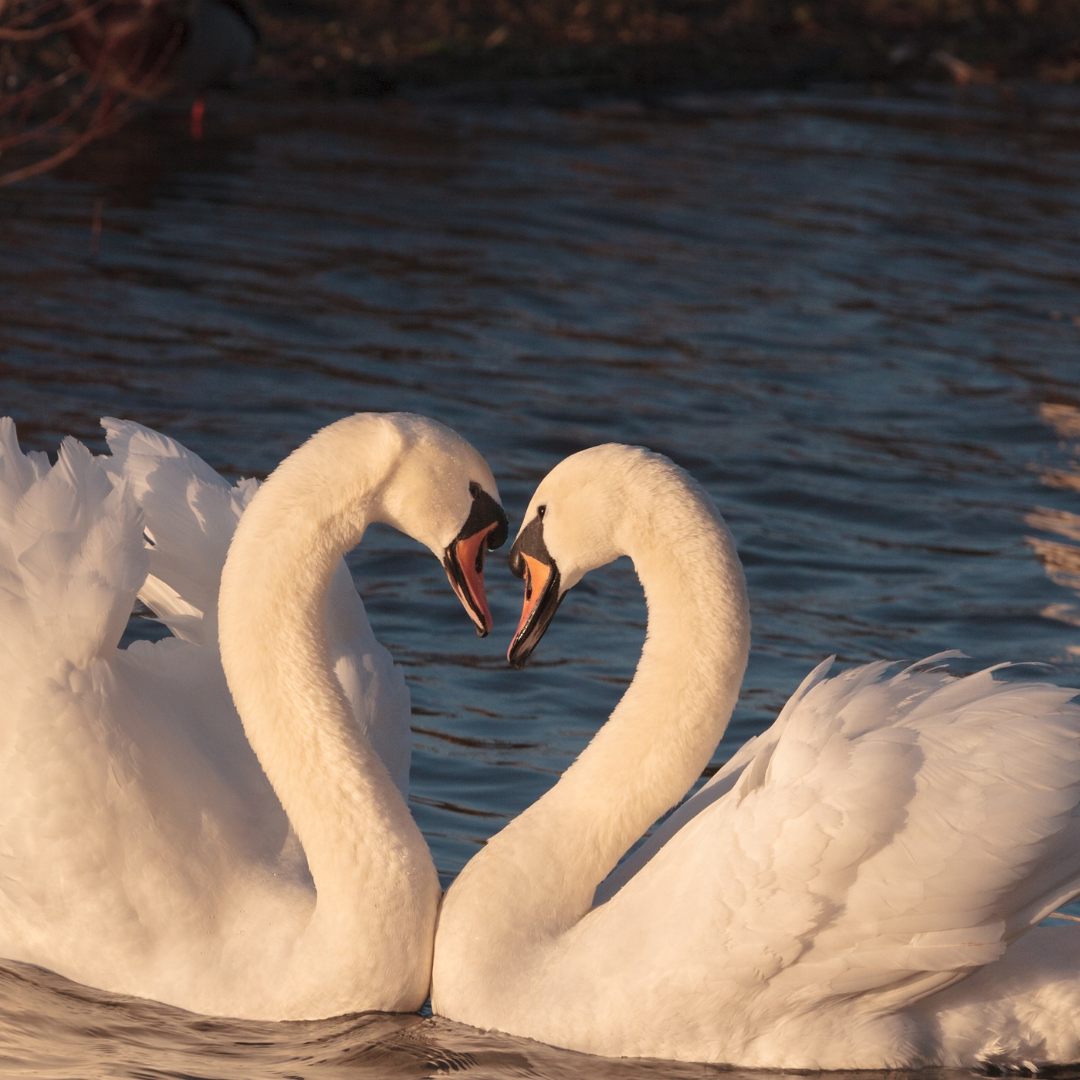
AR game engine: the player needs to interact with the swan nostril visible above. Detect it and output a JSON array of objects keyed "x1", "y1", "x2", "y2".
[{"x1": 508, "y1": 547, "x2": 526, "y2": 579}]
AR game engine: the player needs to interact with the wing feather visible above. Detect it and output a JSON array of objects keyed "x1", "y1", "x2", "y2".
[
  {"x1": 101, "y1": 418, "x2": 412, "y2": 795},
  {"x1": 585, "y1": 660, "x2": 1080, "y2": 1033}
]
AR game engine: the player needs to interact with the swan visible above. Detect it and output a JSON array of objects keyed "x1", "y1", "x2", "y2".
[
  {"x1": 0, "y1": 411, "x2": 507, "y2": 1020},
  {"x1": 432, "y1": 442, "x2": 1080, "y2": 1070}
]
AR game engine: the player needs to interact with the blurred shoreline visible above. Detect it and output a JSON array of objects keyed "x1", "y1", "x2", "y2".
[
  {"x1": 248, "y1": 0, "x2": 1080, "y2": 99},
  {"x1": 4, "y1": 0, "x2": 1080, "y2": 186}
]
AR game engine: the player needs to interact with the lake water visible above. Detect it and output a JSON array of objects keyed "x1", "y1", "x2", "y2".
[{"x1": 2, "y1": 82, "x2": 1080, "y2": 1078}]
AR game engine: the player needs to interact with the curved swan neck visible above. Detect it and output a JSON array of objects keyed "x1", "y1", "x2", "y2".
[
  {"x1": 218, "y1": 417, "x2": 429, "y2": 925},
  {"x1": 442, "y1": 461, "x2": 750, "y2": 956}
]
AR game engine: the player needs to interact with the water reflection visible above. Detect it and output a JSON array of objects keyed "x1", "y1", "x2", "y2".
[
  {"x1": 1029, "y1": 403, "x2": 1080, "y2": 656},
  {"x1": 0, "y1": 959, "x2": 972, "y2": 1080}
]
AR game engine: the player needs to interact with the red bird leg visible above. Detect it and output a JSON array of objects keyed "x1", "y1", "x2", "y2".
[{"x1": 190, "y1": 95, "x2": 206, "y2": 140}]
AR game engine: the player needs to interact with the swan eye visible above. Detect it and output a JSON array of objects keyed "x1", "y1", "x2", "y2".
[
  {"x1": 469, "y1": 481, "x2": 482, "y2": 498},
  {"x1": 537, "y1": 505, "x2": 546, "y2": 519}
]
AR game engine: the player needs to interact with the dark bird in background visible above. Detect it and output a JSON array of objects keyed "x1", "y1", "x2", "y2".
[{"x1": 66, "y1": 0, "x2": 259, "y2": 137}]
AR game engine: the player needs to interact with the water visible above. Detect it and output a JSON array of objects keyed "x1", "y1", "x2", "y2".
[{"x1": 3, "y1": 82, "x2": 1080, "y2": 1077}]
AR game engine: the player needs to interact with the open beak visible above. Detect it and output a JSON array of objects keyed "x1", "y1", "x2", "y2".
[
  {"x1": 506, "y1": 516, "x2": 563, "y2": 669},
  {"x1": 443, "y1": 486, "x2": 508, "y2": 637}
]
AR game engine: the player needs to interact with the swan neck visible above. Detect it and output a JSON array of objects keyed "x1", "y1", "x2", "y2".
[
  {"x1": 440, "y1": 472, "x2": 749, "y2": 968},
  {"x1": 217, "y1": 422, "x2": 428, "y2": 930},
  {"x1": 569, "y1": 496, "x2": 750, "y2": 905}
]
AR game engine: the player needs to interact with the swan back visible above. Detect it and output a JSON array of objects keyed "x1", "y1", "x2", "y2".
[{"x1": 0, "y1": 423, "x2": 283, "y2": 1003}]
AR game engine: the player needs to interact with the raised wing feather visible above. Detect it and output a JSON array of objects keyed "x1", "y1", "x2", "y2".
[
  {"x1": 583, "y1": 659, "x2": 1080, "y2": 1047},
  {"x1": 101, "y1": 418, "x2": 255, "y2": 646},
  {"x1": 101, "y1": 418, "x2": 412, "y2": 795},
  {"x1": 761, "y1": 668, "x2": 1080, "y2": 1007}
]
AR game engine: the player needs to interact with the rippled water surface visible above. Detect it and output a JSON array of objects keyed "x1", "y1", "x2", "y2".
[{"x1": 3, "y1": 83, "x2": 1080, "y2": 1077}]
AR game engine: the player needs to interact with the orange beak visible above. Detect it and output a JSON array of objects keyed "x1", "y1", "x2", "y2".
[
  {"x1": 506, "y1": 521, "x2": 563, "y2": 669},
  {"x1": 511, "y1": 554, "x2": 555, "y2": 647},
  {"x1": 444, "y1": 521, "x2": 499, "y2": 637}
]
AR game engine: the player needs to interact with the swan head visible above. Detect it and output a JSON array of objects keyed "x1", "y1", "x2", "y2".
[
  {"x1": 506, "y1": 444, "x2": 656, "y2": 668},
  {"x1": 374, "y1": 415, "x2": 508, "y2": 637}
]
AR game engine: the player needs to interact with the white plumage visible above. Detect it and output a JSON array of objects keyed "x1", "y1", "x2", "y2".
[
  {"x1": 0, "y1": 413, "x2": 501, "y2": 1020},
  {"x1": 433, "y1": 443, "x2": 1080, "y2": 1070}
]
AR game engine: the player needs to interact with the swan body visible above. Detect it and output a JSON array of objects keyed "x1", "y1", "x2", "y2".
[
  {"x1": 0, "y1": 412, "x2": 505, "y2": 1020},
  {"x1": 432, "y1": 443, "x2": 1080, "y2": 1069}
]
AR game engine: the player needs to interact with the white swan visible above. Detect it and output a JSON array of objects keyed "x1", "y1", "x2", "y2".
[
  {"x1": 0, "y1": 411, "x2": 507, "y2": 1020},
  {"x1": 433, "y1": 443, "x2": 1080, "y2": 1070}
]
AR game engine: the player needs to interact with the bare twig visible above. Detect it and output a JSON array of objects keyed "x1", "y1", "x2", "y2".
[
  {"x1": 0, "y1": 0, "x2": 107, "y2": 41},
  {"x1": 0, "y1": 0, "x2": 156, "y2": 185},
  {"x1": 4, "y1": 0, "x2": 66, "y2": 30},
  {"x1": 0, "y1": 91, "x2": 132, "y2": 185},
  {"x1": 0, "y1": 68, "x2": 78, "y2": 117},
  {"x1": 0, "y1": 75, "x2": 97, "y2": 147}
]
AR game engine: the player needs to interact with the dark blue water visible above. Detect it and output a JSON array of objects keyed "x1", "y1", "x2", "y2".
[{"x1": 2, "y1": 83, "x2": 1080, "y2": 1077}]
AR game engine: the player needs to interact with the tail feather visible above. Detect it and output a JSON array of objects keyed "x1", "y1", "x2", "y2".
[
  {"x1": 0, "y1": 426, "x2": 147, "y2": 668},
  {"x1": 0, "y1": 417, "x2": 49, "y2": 531}
]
